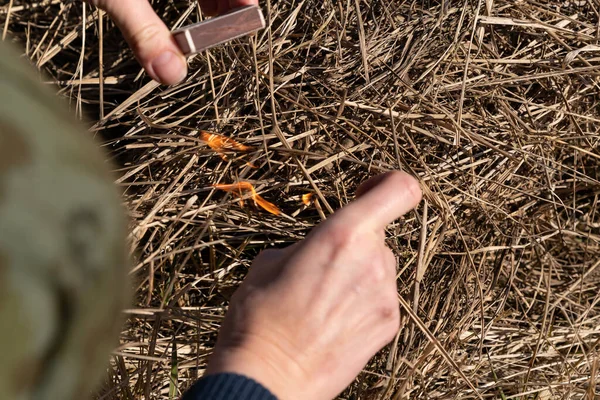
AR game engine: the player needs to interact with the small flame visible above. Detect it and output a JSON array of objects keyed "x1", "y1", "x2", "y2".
[
  {"x1": 214, "y1": 182, "x2": 280, "y2": 216},
  {"x1": 254, "y1": 196, "x2": 281, "y2": 216},
  {"x1": 201, "y1": 131, "x2": 252, "y2": 153},
  {"x1": 302, "y1": 193, "x2": 314, "y2": 206}
]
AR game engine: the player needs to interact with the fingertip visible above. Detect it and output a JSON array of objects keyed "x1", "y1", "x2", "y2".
[
  {"x1": 346, "y1": 170, "x2": 423, "y2": 230},
  {"x1": 356, "y1": 171, "x2": 422, "y2": 205},
  {"x1": 147, "y1": 50, "x2": 187, "y2": 85},
  {"x1": 396, "y1": 172, "x2": 423, "y2": 208},
  {"x1": 95, "y1": 0, "x2": 188, "y2": 85}
]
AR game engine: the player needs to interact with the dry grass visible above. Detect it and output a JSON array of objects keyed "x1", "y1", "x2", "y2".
[{"x1": 3, "y1": 0, "x2": 600, "y2": 398}]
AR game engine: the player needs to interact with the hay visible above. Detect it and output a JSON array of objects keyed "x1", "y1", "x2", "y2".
[{"x1": 3, "y1": 0, "x2": 600, "y2": 398}]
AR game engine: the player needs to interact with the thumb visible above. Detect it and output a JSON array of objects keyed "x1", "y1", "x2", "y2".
[{"x1": 90, "y1": 0, "x2": 187, "y2": 85}]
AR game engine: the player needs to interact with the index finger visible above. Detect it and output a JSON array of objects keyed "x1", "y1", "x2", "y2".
[{"x1": 331, "y1": 171, "x2": 422, "y2": 231}]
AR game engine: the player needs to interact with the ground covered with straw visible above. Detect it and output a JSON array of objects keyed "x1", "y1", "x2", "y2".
[{"x1": 3, "y1": 0, "x2": 600, "y2": 398}]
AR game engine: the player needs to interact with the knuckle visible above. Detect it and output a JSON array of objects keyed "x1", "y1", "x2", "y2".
[
  {"x1": 381, "y1": 289, "x2": 400, "y2": 320},
  {"x1": 379, "y1": 307, "x2": 400, "y2": 341},
  {"x1": 128, "y1": 24, "x2": 164, "y2": 54},
  {"x1": 327, "y1": 223, "x2": 360, "y2": 252},
  {"x1": 381, "y1": 300, "x2": 400, "y2": 333},
  {"x1": 379, "y1": 304, "x2": 396, "y2": 320},
  {"x1": 369, "y1": 261, "x2": 388, "y2": 283},
  {"x1": 365, "y1": 249, "x2": 396, "y2": 284}
]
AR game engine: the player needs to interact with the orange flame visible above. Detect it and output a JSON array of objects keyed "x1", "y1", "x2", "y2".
[
  {"x1": 214, "y1": 181, "x2": 280, "y2": 216},
  {"x1": 302, "y1": 193, "x2": 314, "y2": 206},
  {"x1": 201, "y1": 131, "x2": 252, "y2": 154}
]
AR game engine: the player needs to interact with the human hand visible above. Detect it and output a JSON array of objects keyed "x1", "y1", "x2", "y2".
[
  {"x1": 85, "y1": 0, "x2": 258, "y2": 85},
  {"x1": 205, "y1": 171, "x2": 423, "y2": 400}
]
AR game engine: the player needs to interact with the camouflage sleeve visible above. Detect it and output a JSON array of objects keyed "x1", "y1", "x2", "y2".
[{"x1": 0, "y1": 40, "x2": 130, "y2": 399}]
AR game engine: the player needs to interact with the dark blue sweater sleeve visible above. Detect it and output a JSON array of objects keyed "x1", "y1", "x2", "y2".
[{"x1": 181, "y1": 373, "x2": 278, "y2": 400}]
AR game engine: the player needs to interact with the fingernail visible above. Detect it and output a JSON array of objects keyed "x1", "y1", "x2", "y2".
[{"x1": 150, "y1": 51, "x2": 187, "y2": 85}]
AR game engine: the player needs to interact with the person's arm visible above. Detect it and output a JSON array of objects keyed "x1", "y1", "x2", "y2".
[
  {"x1": 182, "y1": 171, "x2": 422, "y2": 400},
  {"x1": 84, "y1": 0, "x2": 258, "y2": 85},
  {"x1": 182, "y1": 373, "x2": 277, "y2": 400}
]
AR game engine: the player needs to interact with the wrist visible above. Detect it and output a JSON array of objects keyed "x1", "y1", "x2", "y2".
[{"x1": 206, "y1": 340, "x2": 309, "y2": 400}]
